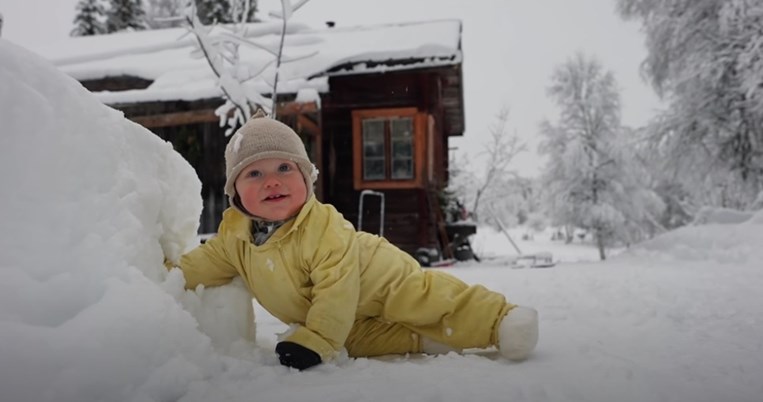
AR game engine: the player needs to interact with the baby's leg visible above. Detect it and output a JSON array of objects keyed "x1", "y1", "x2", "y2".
[
  {"x1": 346, "y1": 318, "x2": 462, "y2": 357},
  {"x1": 344, "y1": 318, "x2": 420, "y2": 357},
  {"x1": 382, "y1": 270, "x2": 513, "y2": 350}
]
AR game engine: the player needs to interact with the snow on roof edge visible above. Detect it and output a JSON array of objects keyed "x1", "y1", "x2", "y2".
[{"x1": 41, "y1": 19, "x2": 462, "y2": 104}]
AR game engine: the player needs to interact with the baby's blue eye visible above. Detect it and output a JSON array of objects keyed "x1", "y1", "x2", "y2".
[
  {"x1": 278, "y1": 163, "x2": 292, "y2": 172},
  {"x1": 247, "y1": 170, "x2": 261, "y2": 178}
]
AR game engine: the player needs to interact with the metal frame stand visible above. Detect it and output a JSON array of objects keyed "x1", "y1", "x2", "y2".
[{"x1": 357, "y1": 190, "x2": 385, "y2": 237}]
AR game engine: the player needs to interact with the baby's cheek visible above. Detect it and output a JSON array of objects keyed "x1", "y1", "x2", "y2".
[{"x1": 240, "y1": 190, "x2": 260, "y2": 208}]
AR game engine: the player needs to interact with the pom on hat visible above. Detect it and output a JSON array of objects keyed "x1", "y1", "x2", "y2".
[{"x1": 224, "y1": 110, "x2": 317, "y2": 217}]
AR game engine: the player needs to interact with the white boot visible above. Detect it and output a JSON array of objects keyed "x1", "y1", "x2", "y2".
[{"x1": 498, "y1": 306, "x2": 538, "y2": 361}]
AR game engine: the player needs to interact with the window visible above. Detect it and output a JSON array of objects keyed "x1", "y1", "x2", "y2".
[{"x1": 352, "y1": 108, "x2": 426, "y2": 189}]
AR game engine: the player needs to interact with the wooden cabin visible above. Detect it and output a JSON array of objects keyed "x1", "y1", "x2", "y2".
[{"x1": 38, "y1": 19, "x2": 470, "y2": 262}]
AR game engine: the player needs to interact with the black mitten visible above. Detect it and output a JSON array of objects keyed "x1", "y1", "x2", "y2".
[{"x1": 275, "y1": 341, "x2": 322, "y2": 370}]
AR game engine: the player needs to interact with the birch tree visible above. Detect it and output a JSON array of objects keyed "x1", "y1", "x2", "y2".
[{"x1": 539, "y1": 53, "x2": 663, "y2": 260}]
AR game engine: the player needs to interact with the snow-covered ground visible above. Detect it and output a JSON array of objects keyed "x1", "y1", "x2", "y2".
[{"x1": 2, "y1": 40, "x2": 762, "y2": 402}]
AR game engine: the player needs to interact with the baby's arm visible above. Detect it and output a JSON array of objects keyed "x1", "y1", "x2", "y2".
[
  {"x1": 166, "y1": 232, "x2": 239, "y2": 290},
  {"x1": 281, "y1": 215, "x2": 361, "y2": 365}
]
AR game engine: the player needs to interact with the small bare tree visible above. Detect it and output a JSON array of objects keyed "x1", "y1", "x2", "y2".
[
  {"x1": 181, "y1": 0, "x2": 315, "y2": 135},
  {"x1": 471, "y1": 108, "x2": 527, "y2": 221},
  {"x1": 267, "y1": 0, "x2": 310, "y2": 118}
]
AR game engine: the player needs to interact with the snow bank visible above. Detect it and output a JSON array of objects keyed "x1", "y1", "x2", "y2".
[
  {"x1": 691, "y1": 206, "x2": 753, "y2": 225},
  {"x1": 0, "y1": 40, "x2": 251, "y2": 402},
  {"x1": 622, "y1": 208, "x2": 763, "y2": 265}
]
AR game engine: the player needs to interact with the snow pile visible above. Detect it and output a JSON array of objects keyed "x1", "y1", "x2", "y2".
[
  {"x1": 624, "y1": 208, "x2": 763, "y2": 265},
  {"x1": 0, "y1": 40, "x2": 251, "y2": 402},
  {"x1": 691, "y1": 206, "x2": 754, "y2": 225}
]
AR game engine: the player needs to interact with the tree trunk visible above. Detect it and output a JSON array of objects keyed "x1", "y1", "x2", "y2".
[
  {"x1": 564, "y1": 225, "x2": 574, "y2": 244},
  {"x1": 596, "y1": 227, "x2": 606, "y2": 261},
  {"x1": 471, "y1": 188, "x2": 484, "y2": 223}
]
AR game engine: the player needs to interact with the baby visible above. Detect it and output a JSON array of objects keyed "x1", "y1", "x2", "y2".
[{"x1": 169, "y1": 112, "x2": 538, "y2": 370}]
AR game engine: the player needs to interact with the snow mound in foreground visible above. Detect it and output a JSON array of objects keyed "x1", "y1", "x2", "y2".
[
  {"x1": 0, "y1": 40, "x2": 251, "y2": 402},
  {"x1": 623, "y1": 208, "x2": 763, "y2": 265}
]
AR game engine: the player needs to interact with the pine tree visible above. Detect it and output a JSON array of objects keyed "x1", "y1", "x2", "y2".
[
  {"x1": 71, "y1": 0, "x2": 107, "y2": 36},
  {"x1": 195, "y1": 0, "x2": 257, "y2": 25},
  {"x1": 106, "y1": 0, "x2": 147, "y2": 33},
  {"x1": 195, "y1": 0, "x2": 230, "y2": 24}
]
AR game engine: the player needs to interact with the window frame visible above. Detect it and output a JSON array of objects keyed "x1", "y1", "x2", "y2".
[{"x1": 352, "y1": 107, "x2": 427, "y2": 190}]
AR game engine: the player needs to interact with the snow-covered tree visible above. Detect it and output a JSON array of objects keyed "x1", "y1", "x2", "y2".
[
  {"x1": 627, "y1": 124, "x2": 701, "y2": 227},
  {"x1": 145, "y1": 0, "x2": 186, "y2": 29},
  {"x1": 539, "y1": 53, "x2": 664, "y2": 260},
  {"x1": 617, "y1": 0, "x2": 763, "y2": 208},
  {"x1": 144, "y1": 0, "x2": 258, "y2": 29},
  {"x1": 230, "y1": 0, "x2": 258, "y2": 22},
  {"x1": 195, "y1": 0, "x2": 230, "y2": 24},
  {"x1": 106, "y1": 0, "x2": 147, "y2": 33},
  {"x1": 443, "y1": 152, "x2": 475, "y2": 217},
  {"x1": 71, "y1": 0, "x2": 108, "y2": 36},
  {"x1": 486, "y1": 176, "x2": 544, "y2": 234}
]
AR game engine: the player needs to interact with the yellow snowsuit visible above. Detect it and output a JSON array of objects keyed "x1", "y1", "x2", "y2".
[{"x1": 174, "y1": 195, "x2": 513, "y2": 361}]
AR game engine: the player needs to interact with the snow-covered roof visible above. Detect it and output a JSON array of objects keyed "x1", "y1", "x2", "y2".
[{"x1": 31, "y1": 19, "x2": 462, "y2": 104}]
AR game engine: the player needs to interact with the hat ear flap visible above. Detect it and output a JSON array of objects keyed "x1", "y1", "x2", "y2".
[{"x1": 230, "y1": 193, "x2": 254, "y2": 218}]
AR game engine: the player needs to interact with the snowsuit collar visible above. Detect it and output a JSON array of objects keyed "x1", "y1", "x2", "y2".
[{"x1": 223, "y1": 194, "x2": 318, "y2": 244}]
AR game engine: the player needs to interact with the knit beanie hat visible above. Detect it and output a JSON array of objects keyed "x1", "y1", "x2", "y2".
[{"x1": 224, "y1": 110, "x2": 318, "y2": 217}]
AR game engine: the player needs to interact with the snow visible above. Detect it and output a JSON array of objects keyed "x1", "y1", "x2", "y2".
[
  {"x1": 2, "y1": 39, "x2": 763, "y2": 402},
  {"x1": 691, "y1": 206, "x2": 754, "y2": 226}
]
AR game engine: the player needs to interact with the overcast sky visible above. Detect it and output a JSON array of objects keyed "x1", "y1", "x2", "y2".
[{"x1": 1, "y1": 0, "x2": 661, "y2": 177}]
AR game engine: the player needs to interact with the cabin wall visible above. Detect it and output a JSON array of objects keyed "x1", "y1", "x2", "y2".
[{"x1": 322, "y1": 69, "x2": 453, "y2": 255}]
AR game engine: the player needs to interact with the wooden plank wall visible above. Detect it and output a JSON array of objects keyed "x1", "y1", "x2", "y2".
[{"x1": 321, "y1": 70, "x2": 451, "y2": 254}]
